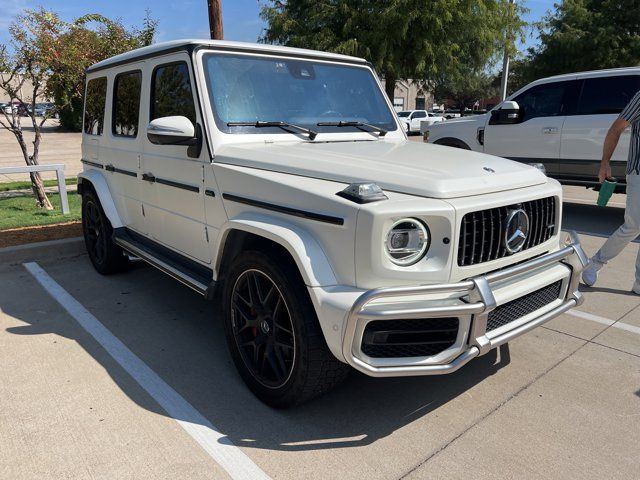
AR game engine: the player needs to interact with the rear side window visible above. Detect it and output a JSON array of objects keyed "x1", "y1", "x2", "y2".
[
  {"x1": 413, "y1": 111, "x2": 427, "y2": 119},
  {"x1": 84, "y1": 77, "x2": 107, "y2": 135},
  {"x1": 151, "y1": 62, "x2": 196, "y2": 125},
  {"x1": 112, "y1": 71, "x2": 142, "y2": 137},
  {"x1": 577, "y1": 75, "x2": 640, "y2": 115}
]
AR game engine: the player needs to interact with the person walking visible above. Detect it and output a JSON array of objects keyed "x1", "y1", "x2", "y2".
[{"x1": 582, "y1": 90, "x2": 640, "y2": 290}]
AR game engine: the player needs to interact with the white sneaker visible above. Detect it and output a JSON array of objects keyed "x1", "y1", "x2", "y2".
[{"x1": 581, "y1": 260, "x2": 603, "y2": 287}]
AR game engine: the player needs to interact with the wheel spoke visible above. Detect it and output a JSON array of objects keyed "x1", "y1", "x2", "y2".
[
  {"x1": 266, "y1": 348, "x2": 285, "y2": 381},
  {"x1": 232, "y1": 299, "x2": 254, "y2": 324}
]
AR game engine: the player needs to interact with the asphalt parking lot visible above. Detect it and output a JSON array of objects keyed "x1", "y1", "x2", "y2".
[{"x1": 1, "y1": 186, "x2": 639, "y2": 480}]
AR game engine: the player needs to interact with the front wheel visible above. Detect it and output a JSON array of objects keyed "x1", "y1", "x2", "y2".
[{"x1": 222, "y1": 251, "x2": 349, "y2": 407}]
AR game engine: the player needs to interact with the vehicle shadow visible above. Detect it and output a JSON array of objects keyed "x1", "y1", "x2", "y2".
[
  {"x1": 3, "y1": 257, "x2": 511, "y2": 452},
  {"x1": 580, "y1": 285, "x2": 636, "y2": 296},
  {"x1": 562, "y1": 202, "x2": 635, "y2": 240}
]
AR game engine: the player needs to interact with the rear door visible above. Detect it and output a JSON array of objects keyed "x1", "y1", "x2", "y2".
[
  {"x1": 104, "y1": 66, "x2": 147, "y2": 234},
  {"x1": 560, "y1": 74, "x2": 640, "y2": 183},
  {"x1": 483, "y1": 79, "x2": 580, "y2": 178}
]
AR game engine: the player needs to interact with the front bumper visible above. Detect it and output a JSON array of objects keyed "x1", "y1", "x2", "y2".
[{"x1": 341, "y1": 231, "x2": 588, "y2": 377}]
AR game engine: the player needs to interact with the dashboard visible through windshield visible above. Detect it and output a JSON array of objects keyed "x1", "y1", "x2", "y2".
[{"x1": 202, "y1": 52, "x2": 397, "y2": 135}]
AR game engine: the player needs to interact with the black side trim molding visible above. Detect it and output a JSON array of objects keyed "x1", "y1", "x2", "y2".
[
  {"x1": 81, "y1": 159, "x2": 103, "y2": 169},
  {"x1": 105, "y1": 164, "x2": 137, "y2": 177},
  {"x1": 223, "y1": 193, "x2": 344, "y2": 226},
  {"x1": 205, "y1": 189, "x2": 216, "y2": 197},
  {"x1": 155, "y1": 177, "x2": 200, "y2": 193}
]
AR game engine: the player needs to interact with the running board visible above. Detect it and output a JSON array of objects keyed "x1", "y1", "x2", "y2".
[{"x1": 113, "y1": 228, "x2": 214, "y2": 297}]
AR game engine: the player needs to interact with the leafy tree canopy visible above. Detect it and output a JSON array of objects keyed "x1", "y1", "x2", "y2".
[
  {"x1": 5, "y1": 8, "x2": 157, "y2": 131},
  {"x1": 260, "y1": 0, "x2": 526, "y2": 101},
  {"x1": 433, "y1": 69, "x2": 496, "y2": 112},
  {"x1": 517, "y1": 0, "x2": 640, "y2": 84}
]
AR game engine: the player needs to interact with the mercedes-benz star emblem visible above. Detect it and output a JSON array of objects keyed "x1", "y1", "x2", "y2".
[
  {"x1": 504, "y1": 208, "x2": 530, "y2": 254},
  {"x1": 483, "y1": 167, "x2": 495, "y2": 173}
]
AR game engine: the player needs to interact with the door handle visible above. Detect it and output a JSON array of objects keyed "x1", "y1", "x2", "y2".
[
  {"x1": 142, "y1": 172, "x2": 156, "y2": 182},
  {"x1": 542, "y1": 127, "x2": 559, "y2": 134}
]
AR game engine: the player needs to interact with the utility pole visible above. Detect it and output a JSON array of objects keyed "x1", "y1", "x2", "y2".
[
  {"x1": 207, "y1": 0, "x2": 224, "y2": 40},
  {"x1": 500, "y1": 0, "x2": 515, "y2": 101}
]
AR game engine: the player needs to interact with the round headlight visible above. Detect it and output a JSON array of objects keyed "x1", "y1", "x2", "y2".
[{"x1": 385, "y1": 218, "x2": 429, "y2": 266}]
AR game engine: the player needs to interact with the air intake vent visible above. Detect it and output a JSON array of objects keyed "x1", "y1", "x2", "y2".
[
  {"x1": 361, "y1": 318, "x2": 459, "y2": 358},
  {"x1": 486, "y1": 280, "x2": 563, "y2": 332}
]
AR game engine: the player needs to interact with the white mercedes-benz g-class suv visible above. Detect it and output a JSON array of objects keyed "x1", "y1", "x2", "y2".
[{"x1": 79, "y1": 39, "x2": 587, "y2": 407}]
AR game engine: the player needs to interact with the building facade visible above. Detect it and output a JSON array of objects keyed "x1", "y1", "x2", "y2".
[{"x1": 381, "y1": 79, "x2": 434, "y2": 111}]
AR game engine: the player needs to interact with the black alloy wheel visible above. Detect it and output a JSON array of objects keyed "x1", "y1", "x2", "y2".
[
  {"x1": 230, "y1": 269, "x2": 295, "y2": 389},
  {"x1": 81, "y1": 190, "x2": 128, "y2": 274},
  {"x1": 83, "y1": 199, "x2": 106, "y2": 266}
]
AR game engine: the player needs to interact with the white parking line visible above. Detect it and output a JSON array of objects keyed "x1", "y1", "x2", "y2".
[
  {"x1": 566, "y1": 309, "x2": 640, "y2": 335},
  {"x1": 23, "y1": 262, "x2": 271, "y2": 480}
]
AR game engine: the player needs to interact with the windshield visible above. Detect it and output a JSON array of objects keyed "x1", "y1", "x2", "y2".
[
  {"x1": 397, "y1": 111, "x2": 410, "y2": 117},
  {"x1": 203, "y1": 53, "x2": 397, "y2": 135}
]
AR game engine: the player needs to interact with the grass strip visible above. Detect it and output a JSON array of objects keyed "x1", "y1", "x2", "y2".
[{"x1": 0, "y1": 192, "x2": 81, "y2": 230}]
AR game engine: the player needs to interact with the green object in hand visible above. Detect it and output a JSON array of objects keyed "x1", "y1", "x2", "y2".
[{"x1": 597, "y1": 177, "x2": 617, "y2": 207}]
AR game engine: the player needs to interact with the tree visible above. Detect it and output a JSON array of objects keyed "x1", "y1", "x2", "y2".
[
  {"x1": 45, "y1": 10, "x2": 157, "y2": 131},
  {"x1": 433, "y1": 70, "x2": 496, "y2": 113},
  {"x1": 0, "y1": 10, "x2": 60, "y2": 210},
  {"x1": 260, "y1": 0, "x2": 527, "y2": 102},
  {"x1": 519, "y1": 0, "x2": 640, "y2": 84},
  {"x1": 0, "y1": 8, "x2": 157, "y2": 211}
]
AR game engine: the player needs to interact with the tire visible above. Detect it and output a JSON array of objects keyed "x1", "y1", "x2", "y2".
[
  {"x1": 81, "y1": 190, "x2": 129, "y2": 274},
  {"x1": 222, "y1": 251, "x2": 349, "y2": 408}
]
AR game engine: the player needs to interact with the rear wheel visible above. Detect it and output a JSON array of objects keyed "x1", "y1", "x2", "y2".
[
  {"x1": 223, "y1": 251, "x2": 349, "y2": 407},
  {"x1": 82, "y1": 190, "x2": 129, "y2": 274}
]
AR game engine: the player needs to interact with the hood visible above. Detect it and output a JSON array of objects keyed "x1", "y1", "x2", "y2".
[
  {"x1": 439, "y1": 114, "x2": 487, "y2": 125},
  {"x1": 215, "y1": 140, "x2": 547, "y2": 199}
]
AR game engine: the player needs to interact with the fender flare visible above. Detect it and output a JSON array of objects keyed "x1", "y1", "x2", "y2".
[
  {"x1": 433, "y1": 137, "x2": 472, "y2": 150},
  {"x1": 77, "y1": 170, "x2": 123, "y2": 228},
  {"x1": 214, "y1": 212, "x2": 338, "y2": 287}
]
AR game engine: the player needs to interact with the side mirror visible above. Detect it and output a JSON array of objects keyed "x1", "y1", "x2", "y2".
[
  {"x1": 147, "y1": 116, "x2": 197, "y2": 146},
  {"x1": 489, "y1": 101, "x2": 520, "y2": 125}
]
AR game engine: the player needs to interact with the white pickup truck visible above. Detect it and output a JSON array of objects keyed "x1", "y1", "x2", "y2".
[
  {"x1": 79, "y1": 39, "x2": 587, "y2": 406},
  {"x1": 425, "y1": 68, "x2": 640, "y2": 190}
]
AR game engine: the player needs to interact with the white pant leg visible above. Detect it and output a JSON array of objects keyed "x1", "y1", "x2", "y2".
[{"x1": 593, "y1": 174, "x2": 640, "y2": 268}]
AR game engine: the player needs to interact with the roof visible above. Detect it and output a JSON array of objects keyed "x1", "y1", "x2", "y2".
[
  {"x1": 87, "y1": 39, "x2": 368, "y2": 73},
  {"x1": 534, "y1": 66, "x2": 640, "y2": 83}
]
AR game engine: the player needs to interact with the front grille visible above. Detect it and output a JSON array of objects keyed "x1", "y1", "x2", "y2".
[
  {"x1": 486, "y1": 280, "x2": 563, "y2": 332},
  {"x1": 458, "y1": 196, "x2": 557, "y2": 266},
  {"x1": 361, "y1": 318, "x2": 459, "y2": 358}
]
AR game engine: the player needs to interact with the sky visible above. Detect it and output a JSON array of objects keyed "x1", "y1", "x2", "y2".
[{"x1": 0, "y1": 0, "x2": 556, "y2": 54}]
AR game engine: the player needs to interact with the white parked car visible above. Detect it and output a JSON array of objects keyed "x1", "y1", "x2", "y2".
[
  {"x1": 397, "y1": 109, "x2": 444, "y2": 134},
  {"x1": 425, "y1": 68, "x2": 640, "y2": 189},
  {"x1": 79, "y1": 39, "x2": 587, "y2": 407}
]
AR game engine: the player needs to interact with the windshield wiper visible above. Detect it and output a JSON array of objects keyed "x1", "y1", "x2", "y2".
[
  {"x1": 227, "y1": 121, "x2": 317, "y2": 140},
  {"x1": 316, "y1": 121, "x2": 387, "y2": 137}
]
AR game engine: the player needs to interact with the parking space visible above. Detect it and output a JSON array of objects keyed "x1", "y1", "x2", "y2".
[{"x1": 1, "y1": 189, "x2": 639, "y2": 479}]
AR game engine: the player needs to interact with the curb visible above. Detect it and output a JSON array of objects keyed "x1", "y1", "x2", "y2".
[{"x1": 0, "y1": 236, "x2": 84, "y2": 268}]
